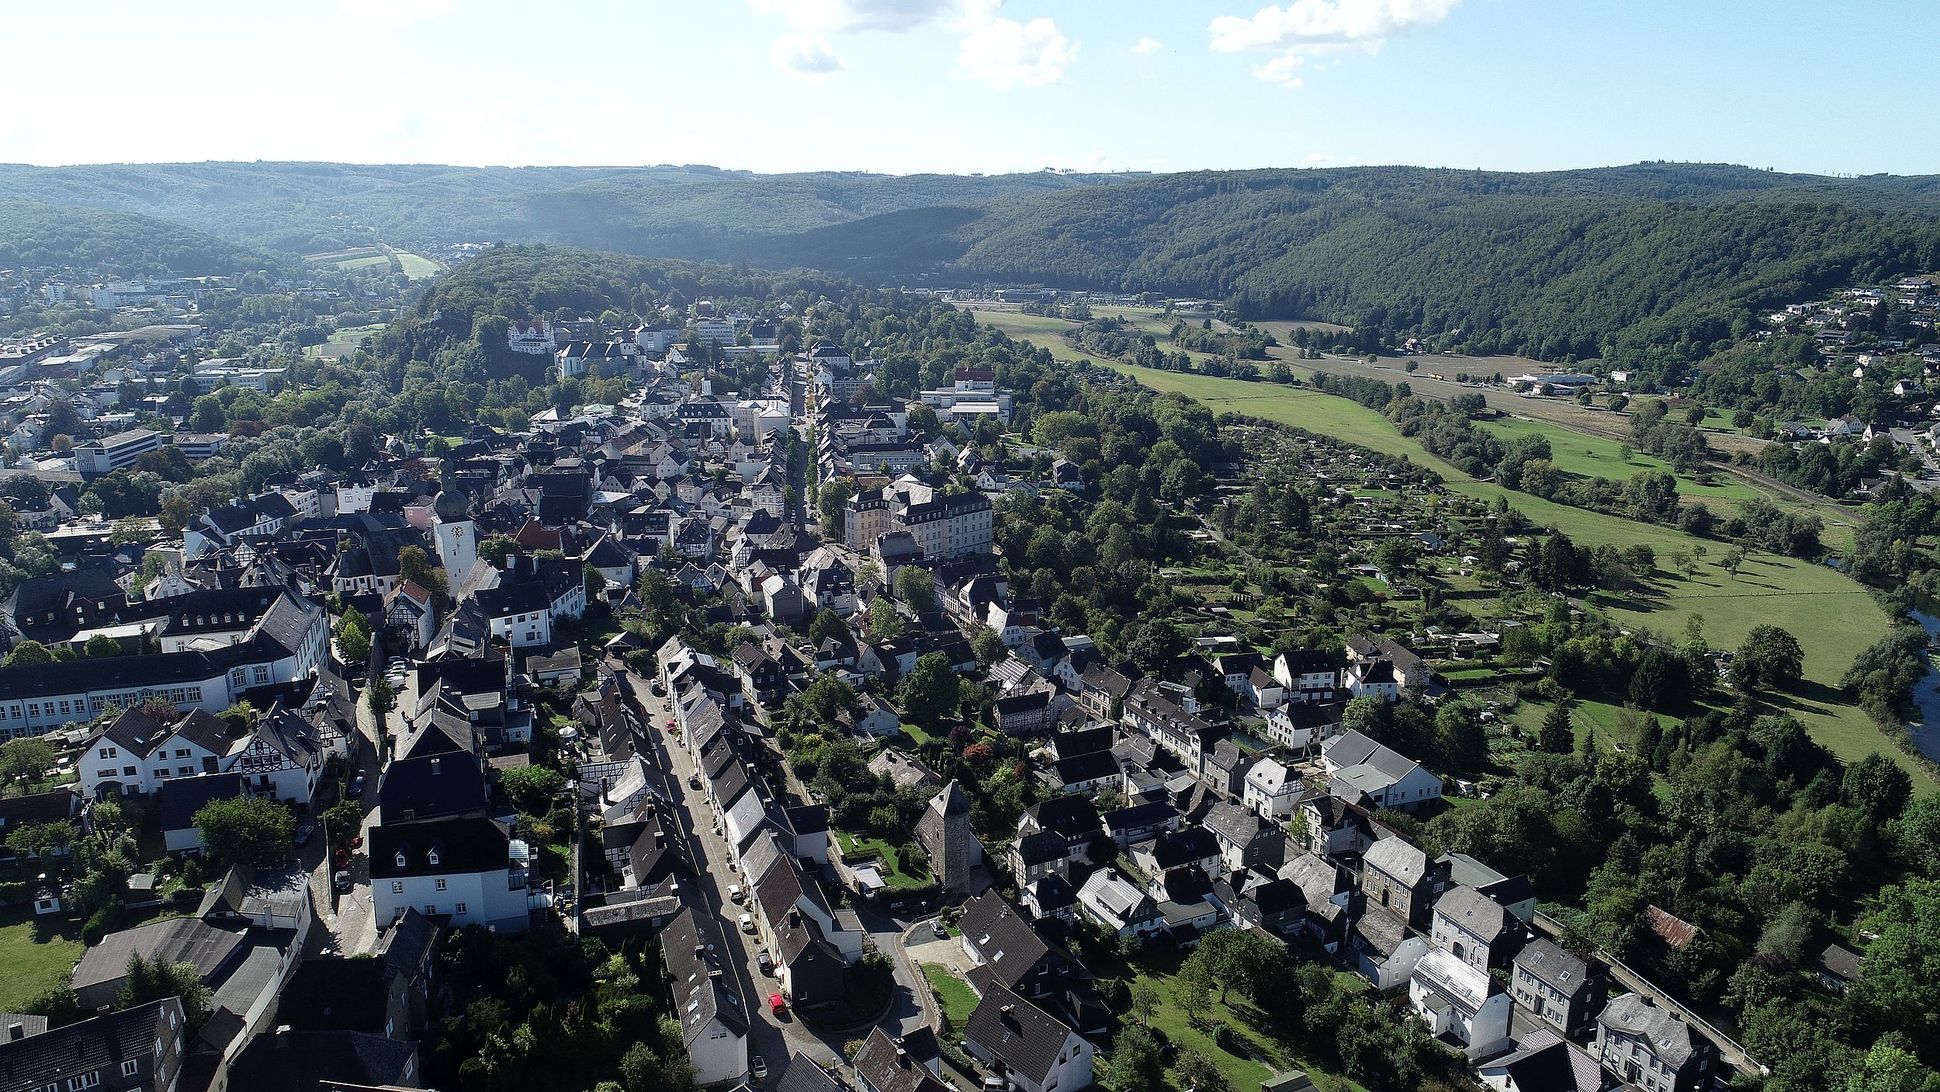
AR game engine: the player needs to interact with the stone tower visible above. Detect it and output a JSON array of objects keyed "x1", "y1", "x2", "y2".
[{"x1": 915, "y1": 780, "x2": 981, "y2": 896}]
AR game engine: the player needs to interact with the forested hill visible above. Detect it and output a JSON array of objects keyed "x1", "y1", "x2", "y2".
[
  {"x1": 0, "y1": 162, "x2": 1132, "y2": 258},
  {"x1": 0, "y1": 198, "x2": 276, "y2": 277},
  {"x1": 925, "y1": 164, "x2": 1940, "y2": 368}
]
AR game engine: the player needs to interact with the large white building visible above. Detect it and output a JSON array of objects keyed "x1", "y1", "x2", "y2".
[{"x1": 842, "y1": 475, "x2": 992, "y2": 558}]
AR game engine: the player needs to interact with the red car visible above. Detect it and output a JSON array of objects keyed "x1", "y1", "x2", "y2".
[{"x1": 769, "y1": 993, "x2": 786, "y2": 1016}]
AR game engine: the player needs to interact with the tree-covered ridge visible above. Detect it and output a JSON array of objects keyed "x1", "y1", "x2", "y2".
[
  {"x1": 0, "y1": 162, "x2": 1133, "y2": 257},
  {"x1": 0, "y1": 198, "x2": 275, "y2": 276}
]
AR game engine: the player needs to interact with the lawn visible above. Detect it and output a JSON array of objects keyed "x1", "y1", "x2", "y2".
[
  {"x1": 834, "y1": 831, "x2": 932, "y2": 889},
  {"x1": 975, "y1": 317, "x2": 1924, "y2": 790},
  {"x1": 921, "y1": 963, "x2": 978, "y2": 1028},
  {"x1": 1128, "y1": 951, "x2": 1367, "y2": 1092},
  {"x1": 0, "y1": 911, "x2": 82, "y2": 1011}
]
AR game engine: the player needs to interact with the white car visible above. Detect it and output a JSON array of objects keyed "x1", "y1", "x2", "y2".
[
  {"x1": 728, "y1": 884, "x2": 744, "y2": 903},
  {"x1": 750, "y1": 1056, "x2": 768, "y2": 1082},
  {"x1": 739, "y1": 913, "x2": 755, "y2": 934}
]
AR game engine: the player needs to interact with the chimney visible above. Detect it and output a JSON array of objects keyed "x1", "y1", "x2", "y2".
[
  {"x1": 788, "y1": 909, "x2": 801, "y2": 929},
  {"x1": 430, "y1": 758, "x2": 441, "y2": 775}
]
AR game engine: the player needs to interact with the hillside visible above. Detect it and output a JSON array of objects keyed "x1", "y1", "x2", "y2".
[{"x1": 0, "y1": 197, "x2": 275, "y2": 276}]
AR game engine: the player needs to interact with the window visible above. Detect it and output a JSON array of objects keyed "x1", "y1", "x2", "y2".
[
  {"x1": 455, "y1": 902, "x2": 467, "y2": 915},
  {"x1": 122, "y1": 766, "x2": 136, "y2": 777},
  {"x1": 121, "y1": 1061, "x2": 140, "y2": 1078},
  {"x1": 174, "y1": 748, "x2": 189, "y2": 758},
  {"x1": 394, "y1": 852, "x2": 407, "y2": 867},
  {"x1": 435, "y1": 878, "x2": 447, "y2": 891},
  {"x1": 98, "y1": 746, "x2": 116, "y2": 759},
  {"x1": 424, "y1": 905, "x2": 436, "y2": 915},
  {"x1": 426, "y1": 849, "x2": 440, "y2": 867},
  {"x1": 391, "y1": 882, "x2": 404, "y2": 894},
  {"x1": 67, "y1": 1073, "x2": 101, "y2": 1090}
]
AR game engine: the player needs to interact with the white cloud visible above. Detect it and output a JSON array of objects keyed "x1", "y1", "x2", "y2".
[
  {"x1": 751, "y1": 0, "x2": 1075, "y2": 89},
  {"x1": 1303, "y1": 151, "x2": 1335, "y2": 163},
  {"x1": 1209, "y1": 0, "x2": 1459, "y2": 87},
  {"x1": 958, "y1": 14, "x2": 1076, "y2": 89},
  {"x1": 1131, "y1": 36, "x2": 1164, "y2": 55},
  {"x1": 337, "y1": 0, "x2": 455, "y2": 24},
  {"x1": 750, "y1": 0, "x2": 959, "y2": 33},
  {"x1": 772, "y1": 33, "x2": 846, "y2": 75}
]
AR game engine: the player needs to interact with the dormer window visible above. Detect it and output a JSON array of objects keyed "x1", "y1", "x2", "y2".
[
  {"x1": 426, "y1": 849, "x2": 440, "y2": 867},
  {"x1": 394, "y1": 851, "x2": 407, "y2": 868}
]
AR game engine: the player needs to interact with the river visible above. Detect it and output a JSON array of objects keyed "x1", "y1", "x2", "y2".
[{"x1": 1903, "y1": 610, "x2": 1940, "y2": 761}]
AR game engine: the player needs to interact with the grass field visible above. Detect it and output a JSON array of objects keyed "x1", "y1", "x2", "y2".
[
  {"x1": 973, "y1": 313, "x2": 1924, "y2": 789},
  {"x1": 1480, "y1": 416, "x2": 1762, "y2": 505},
  {"x1": 834, "y1": 831, "x2": 932, "y2": 889},
  {"x1": 310, "y1": 323, "x2": 386, "y2": 360},
  {"x1": 394, "y1": 251, "x2": 443, "y2": 279},
  {"x1": 0, "y1": 911, "x2": 82, "y2": 1011},
  {"x1": 921, "y1": 963, "x2": 978, "y2": 1028},
  {"x1": 335, "y1": 253, "x2": 391, "y2": 272}
]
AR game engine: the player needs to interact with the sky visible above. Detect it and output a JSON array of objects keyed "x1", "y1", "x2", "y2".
[{"x1": 1, "y1": 0, "x2": 1934, "y2": 177}]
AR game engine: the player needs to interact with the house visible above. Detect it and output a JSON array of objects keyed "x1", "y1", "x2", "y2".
[
  {"x1": 368, "y1": 816, "x2": 530, "y2": 931},
  {"x1": 1477, "y1": 1028, "x2": 1608, "y2": 1092},
  {"x1": 853, "y1": 1025, "x2": 949, "y2": 1092},
  {"x1": 962, "y1": 979, "x2": 1094, "y2": 1092},
  {"x1": 1816, "y1": 943, "x2": 1863, "y2": 992},
  {"x1": 80, "y1": 707, "x2": 235, "y2": 800},
  {"x1": 1360, "y1": 836, "x2": 1442, "y2": 929},
  {"x1": 1322, "y1": 730, "x2": 1443, "y2": 810},
  {"x1": 1512, "y1": 938, "x2": 1605, "y2": 1037},
  {"x1": 662, "y1": 906, "x2": 751, "y2": 1087},
  {"x1": 155, "y1": 771, "x2": 244, "y2": 854},
  {"x1": 70, "y1": 916, "x2": 250, "y2": 1009},
  {"x1": 1594, "y1": 994, "x2": 1715, "y2": 1092},
  {"x1": 1243, "y1": 756, "x2": 1300, "y2": 819},
  {"x1": 1350, "y1": 905, "x2": 1428, "y2": 989},
  {"x1": 1076, "y1": 866, "x2": 1164, "y2": 940},
  {"x1": 1278, "y1": 852, "x2": 1351, "y2": 950},
  {"x1": 1203, "y1": 801, "x2": 1284, "y2": 873},
  {"x1": 1408, "y1": 947, "x2": 1513, "y2": 1058},
  {"x1": 0, "y1": 997, "x2": 184, "y2": 1092},
  {"x1": 1430, "y1": 884, "x2": 1519, "y2": 971}
]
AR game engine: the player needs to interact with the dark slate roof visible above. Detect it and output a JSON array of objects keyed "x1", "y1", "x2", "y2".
[
  {"x1": 153, "y1": 771, "x2": 243, "y2": 833},
  {"x1": 1150, "y1": 825, "x2": 1219, "y2": 869},
  {"x1": 72, "y1": 918, "x2": 247, "y2": 995},
  {"x1": 1052, "y1": 750, "x2": 1118, "y2": 787},
  {"x1": 1598, "y1": 994, "x2": 1698, "y2": 1069},
  {"x1": 1028, "y1": 872, "x2": 1076, "y2": 913},
  {"x1": 1014, "y1": 830, "x2": 1066, "y2": 867},
  {"x1": 0, "y1": 998, "x2": 181, "y2": 1089},
  {"x1": 0, "y1": 786, "x2": 81, "y2": 830},
  {"x1": 963, "y1": 981, "x2": 1075, "y2": 1084},
  {"x1": 853, "y1": 1025, "x2": 951, "y2": 1092},
  {"x1": 1024, "y1": 796, "x2": 1100, "y2": 841},
  {"x1": 378, "y1": 750, "x2": 486, "y2": 821},
  {"x1": 773, "y1": 1052, "x2": 848, "y2": 1092},
  {"x1": 663, "y1": 906, "x2": 749, "y2": 1043},
  {"x1": 368, "y1": 816, "x2": 510, "y2": 879},
  {"x1": 1515, "y1": 938, "x2": 1592, "y2": 997},
  {"x1": 227, "y1": 1028, "x2": 418, "y2": 1090},
  {"x1": 1102, "y1": 800, "x2": 1178, "y2": 833},
  {"x1": 273, "y1": 959, "x2": 388, "y2": 1032},
  {"x1": 1048, "y1": 726, "x2": 1113, "y2": 761}
]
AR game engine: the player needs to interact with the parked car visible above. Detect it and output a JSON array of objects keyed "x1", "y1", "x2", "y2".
[
  {"x1": 931, "y1": 918, "x2": 949, "y2": 939},
  {"x1": 333, "y1": 870, "x2": 352, "y2": 893},
  {"x1": 728, "y1": 884, "x2": 744, "y2": 904},
  {"x1": 757, "y1": 948, "x2": 773, "y2": 974},
  {"x1": 750, "y1": 1056, "x2": 767, "y2": 1082},
  {"x1": 768, "y1": 993, "x2": 785, "y2": 1016},
  {"x1": 688, "y1": 775, "x2": 701, "y2": 790},
  {"x1": 294, "y1": 822, "x2": 315, "y2": 846},
  {"x1": 739, "y1": 913, "x2": 754, "y2": 934},
  {"x1": 347, "y1": 775, "x2": 365, "y2": 798}
]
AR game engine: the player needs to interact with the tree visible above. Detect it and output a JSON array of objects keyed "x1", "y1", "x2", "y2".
[
  {"x1": 336, "y1": 609, "x2": 371, "y2": 666},
  {"x1": 500, "y1": 766, "x2": 567, "y2": 815},
  {"x1": 1843, "y1": 753, "x2": 1913, "y2": 824},
  {"x1": 366, "y1": 677, "x2": 395, "y2": 719},
  {"x1": 1719, "y1": 546, "x2": 1747, "y2": 576},
  {"x1": 0, "y1": 737, "x2": 57, "y2": 786},
  {"x1": 1538, "y1": 702, "x2": 1575, "y2": 753},
  {"x1": 867, "y1": 598, "x2": 905, "y2": 642},
  {"x1": 970, "y1": 626, "x2": 1006, "y2": 666},
  {"x1": 897, "y1": 652, "x2": 957, "y2": 727},
  {"x1": 893, "y1": 566, "x2": 937, "y2": 613},
  {"x1": 192, "y1": 796, "x2": 294, "y2": 868},
  {"x1": 1174, "y1": 1046, "x2": 1231, "y2": 1092},
  {"x1": 119, "y1": 953, "x2": 212, "y2": 1024},
  {"x1": 808, "y1": 608, "x2": 845, "y2": 649},
  {"x1": 321, "y1": 800, "x2": 362, "y2": 847},
  {"x1": 1434, "y1": 703, "x2": 1488, "y2": 771},
  {"x1": 1112, "y1": 1026, "x2": 1166, "y2": 1092},
  {"x1": 1731, "y1": 625, "x2": 1804, "y2": 692},
  {"x1": 3, "y1": 640, "x2": 53, "y2": 667},
  {"x1": 81, "y1": 633, "x2": 122, "y2": 659},
  {"x1": 1127, "y1": 978, "x2": 1162, "y2": 1025},
  {"x1": 397, "y1": 545, "x2": 446, "y2": 601}
]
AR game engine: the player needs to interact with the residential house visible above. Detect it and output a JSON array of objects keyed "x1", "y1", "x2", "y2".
[
  {"x1": 1593, "y1": 994, "x2": 1715, "y2": 1092},
  {"x1": 1322, "y1": 730, "x2": 1443, "y2": 811},
  {"x1": 1512, "y1": 938, "x2": 1605, "y2": 1037},
  {"x1": 1408, "y1": 947, "x2": 1513, "y2": 1058},
  {"x1": 662, "y1": 906, "x2": 751, "y2": 1087},
  {"x1": 962, "y1": 979, "x2": 1094, "y2": 1092}
]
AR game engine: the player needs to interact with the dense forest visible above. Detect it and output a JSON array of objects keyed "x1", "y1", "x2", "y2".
[{"x1": 0, "y1": 198, "x2": 276, "y2": 276}]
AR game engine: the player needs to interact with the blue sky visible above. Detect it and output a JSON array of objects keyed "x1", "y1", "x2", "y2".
[{"x1": 1, "y1": 0, "x2": 1932, "y2": 176}]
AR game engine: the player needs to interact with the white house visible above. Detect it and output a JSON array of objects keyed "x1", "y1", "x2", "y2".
[
  {"x1": 1409, "y1": 948, "x2": 1513, "y2": 1058},
  {"x1": 80, "y1": 707, "x2": 235, "y2": 800},
  {"x1": 662, "y1": 907, "x2": 750, "y2": 1086},
  {"x1": 1242, "y1": 756, "x2": 1300, "y2": 820},
  {"x1": 1322, "y1": 730, "x2": 1443, "y2": 811},
  {"x1": 1076, "y1": 866, "x2": 1164, "y2": 940},
  {"x1": 963, "y1": 983, "x2": 1093, "y2": 1092},
  {"x1": 368, "y1": 816, "x2": 531, "y2": 932}
]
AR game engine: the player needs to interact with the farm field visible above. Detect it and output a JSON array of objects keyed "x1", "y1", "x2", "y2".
[{"x1": 972, "y1": 312, "x2": 1922, "y2": 788}]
